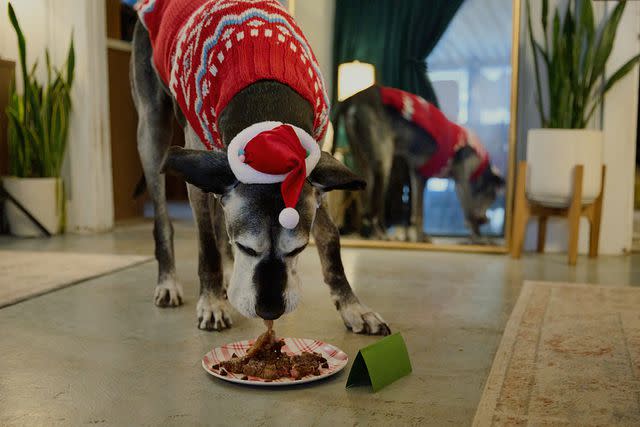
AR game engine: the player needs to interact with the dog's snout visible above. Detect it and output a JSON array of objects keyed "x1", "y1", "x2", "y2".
[
  {"x1": 255, "y1": 304, "x2": 285, "y2": 320},
  {"x1": 253, "y1": 255, "x2": 287, "y2": 320}
]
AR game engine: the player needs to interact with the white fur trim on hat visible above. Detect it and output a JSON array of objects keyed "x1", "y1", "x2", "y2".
[{"x1": 227, "y1": 121, "x2": 321, "y2": 184}]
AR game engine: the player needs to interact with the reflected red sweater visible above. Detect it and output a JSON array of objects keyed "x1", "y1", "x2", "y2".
[
  {"x1": 136, "y1": 0, "x2": 329, "y2": 150},
  {"x1": 379, "y1": 86, "x2": 488, "y2": 180}
]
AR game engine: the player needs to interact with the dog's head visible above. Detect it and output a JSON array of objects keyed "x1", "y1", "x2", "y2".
[
  {"x1": 466, "y1": 165, "x2": 505, "y2": 228},
  {"x1": 453, "y1": 146, "x2": 505, "y2": 237},
  {"x1": 164, "y1": 147, "x2": 364, "y2": 320}
]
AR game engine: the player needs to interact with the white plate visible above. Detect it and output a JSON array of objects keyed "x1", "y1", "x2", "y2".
[{"x1": 202, "y1": 337, "x2": 349, "y2": 386}]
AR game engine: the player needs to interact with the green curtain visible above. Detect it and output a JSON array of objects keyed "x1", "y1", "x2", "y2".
[{"x1": 331, "y1": 0, "x2": 464, "y2": 107}]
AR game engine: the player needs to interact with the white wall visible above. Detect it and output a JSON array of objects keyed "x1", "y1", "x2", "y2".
[
  {"x1": 517, "y1": 0, "x2": 639, "y2": 255},
  {"x1": 0, "y1": 0, "x2": 114, "y2": 233},
  {"x1": 599, "y1": 1, "x2": 639, "y2": 254}
]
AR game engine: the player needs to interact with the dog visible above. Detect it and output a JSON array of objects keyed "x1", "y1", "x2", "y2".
[
  {"x1": 130, "y1": 0, "x2": 390, "y2": 335},
  {"x1": 332, "y1": 85, "x2": 505, "y2": 242}
]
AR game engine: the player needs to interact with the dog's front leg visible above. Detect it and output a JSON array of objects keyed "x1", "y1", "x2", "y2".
[
  {"x1": 187, "y1": 184, "x2": 233, "y2": 331},
  {"x1": 454, "y1": 182, "x2": 483, "y2": 243},
  {"x1": 409, "y1": 173, "x2": 430, "y2": 243},
  {"x1": 313, "y1": 202, "x2": 391, "y2": 335}
]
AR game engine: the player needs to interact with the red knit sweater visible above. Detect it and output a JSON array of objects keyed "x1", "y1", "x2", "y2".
[
  {"x1": 137, "y1": 0, "x2": 329, "y2": 150},
  {"x1": 379, "y1": 87, "x2": 488, "y2": 181}
]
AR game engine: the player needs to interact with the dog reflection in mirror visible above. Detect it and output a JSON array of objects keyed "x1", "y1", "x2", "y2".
[{"x1": 333, "y1": 85, "x2": 505, "y2": 243}]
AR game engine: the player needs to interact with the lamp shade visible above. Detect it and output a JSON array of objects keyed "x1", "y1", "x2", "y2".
[{"x1": 337, "y1": 61, "x2": 375, "y2": 101}]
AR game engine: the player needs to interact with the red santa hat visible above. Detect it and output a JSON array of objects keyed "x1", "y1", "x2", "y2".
[{"x1": 227, "y1": 122, "x2": 321, "y2": 229}]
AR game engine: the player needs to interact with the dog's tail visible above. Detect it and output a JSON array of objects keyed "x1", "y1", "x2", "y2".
[{"x1": 132, "y1": 174, "x2": 146, "y2": 199}]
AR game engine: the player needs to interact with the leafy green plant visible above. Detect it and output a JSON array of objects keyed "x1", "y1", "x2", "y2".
[
  {"x1": 527, "y1": 0, "x2": 640, "y2": 129},
  {"x1": 5, "y1": 2, "x2": 75, "y2": 178}
]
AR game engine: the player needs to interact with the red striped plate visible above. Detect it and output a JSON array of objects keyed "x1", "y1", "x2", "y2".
[{"x1": 202, "y1": 337, "x2": 349, "y2": 386}]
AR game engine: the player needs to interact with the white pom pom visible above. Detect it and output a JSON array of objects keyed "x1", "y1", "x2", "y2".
[{"x1": 279, "y1": 208, "x2": 299, "y2": 229}]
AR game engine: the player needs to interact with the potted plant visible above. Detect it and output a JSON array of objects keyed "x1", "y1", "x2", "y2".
[
  {"x1": 2, "y1": 3, "x2": 74, "y2": 236},
  {"x1": 526, "y1": 0, "x2": 639, "y2": 207}
]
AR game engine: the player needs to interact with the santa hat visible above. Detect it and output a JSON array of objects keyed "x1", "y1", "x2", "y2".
[{"x1": 227, "y1": 121, "x2": 321, "y2": 229}]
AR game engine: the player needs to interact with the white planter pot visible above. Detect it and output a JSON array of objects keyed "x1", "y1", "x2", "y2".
[
  {"x1": 2, "y1": 177, "x2": 63, "y2": 237},
  {"x1": 526, "y1": 129, "x2": 603, "y2": 207}
]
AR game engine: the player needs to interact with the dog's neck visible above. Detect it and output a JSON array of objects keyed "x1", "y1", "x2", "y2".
[
  {"x1": 217, "y1": 81, "x2": 315, "y2": 152},
  {"x1": 450, "y1": 146, "x2": 487, "y2": 183}
]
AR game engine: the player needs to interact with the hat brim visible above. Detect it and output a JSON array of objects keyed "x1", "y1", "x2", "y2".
[{"x1": 227, "y1": 121, "x2": 321, "y2": 184}]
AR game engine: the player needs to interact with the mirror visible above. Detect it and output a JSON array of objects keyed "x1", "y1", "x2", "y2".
[{"x1": 329, "y1": 0, "x2": 519, "y2": 252}]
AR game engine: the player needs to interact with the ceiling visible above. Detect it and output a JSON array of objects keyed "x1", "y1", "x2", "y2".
[{"x1": 428, "y1": 0, "x2": 514, "y2": 70}]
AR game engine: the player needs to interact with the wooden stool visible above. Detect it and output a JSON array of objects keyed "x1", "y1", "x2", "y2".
[{"x1": 510, "y1": 161, "x2": 606, "y2": 265}]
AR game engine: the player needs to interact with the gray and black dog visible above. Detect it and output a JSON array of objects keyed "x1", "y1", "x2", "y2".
[
  {"x1": 130, "y1": 22, "x2": 390, "y2": 334},
  {"x1": 333, "y1": 85, "x2": 505, "y2": 242}
]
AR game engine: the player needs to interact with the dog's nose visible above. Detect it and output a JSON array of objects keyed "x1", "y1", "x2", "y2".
[
  {"x1": 255, "y1": 304, "x2": 285, "y2": 320},
  {"x1": 254, "y1": 256, "x2": 287, "y2": 320}
]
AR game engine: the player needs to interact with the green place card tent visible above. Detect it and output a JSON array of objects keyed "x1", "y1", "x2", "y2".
[{"x1": 346, "y1": 333, "x2": 412, "y2": 392}]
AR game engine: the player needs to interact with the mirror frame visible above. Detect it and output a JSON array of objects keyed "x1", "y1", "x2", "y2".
[{"x1": 335, "y1": 0, "x2": 521, "y2": 254}]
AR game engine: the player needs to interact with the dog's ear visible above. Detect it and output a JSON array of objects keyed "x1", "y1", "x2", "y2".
[
  {"x1": 163, "y1": 146, "x2": 237, "y2": 194},
  {"x1": 309, "y1": 151, "x2": 366, "y2": 192},
  {"x1": 489, "y1": 167, "x2": 506, "y2": 189}
]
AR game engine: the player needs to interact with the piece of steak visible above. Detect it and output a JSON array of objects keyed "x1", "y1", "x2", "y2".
[{"x1": 218, "y1": 329, "x2": 325, "y2": 380}]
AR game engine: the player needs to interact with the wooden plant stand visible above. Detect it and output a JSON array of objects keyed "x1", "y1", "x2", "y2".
[{"x1": 510, "y1": 161, "x2": 606, "y2": 265}]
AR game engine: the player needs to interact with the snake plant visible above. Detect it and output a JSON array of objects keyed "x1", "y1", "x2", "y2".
[
  {"x1": 5, "y1": 2, "x2": 75, "y2": 178},
  {"x1": 527, "y1": 0, "x2": 640, "y2": 129}
]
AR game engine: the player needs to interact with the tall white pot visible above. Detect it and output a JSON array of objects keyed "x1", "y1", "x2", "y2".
[
  {"x1": 2, "y1": 177, "x2": 63, "y2": 237},
  {"x1": 526, "y1": 129, "x2": 603, "y2": 207}
]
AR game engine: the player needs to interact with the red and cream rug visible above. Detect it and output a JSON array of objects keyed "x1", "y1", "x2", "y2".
[{"x1": 474, "y1": 281, "x2": 640, "y2": 426}]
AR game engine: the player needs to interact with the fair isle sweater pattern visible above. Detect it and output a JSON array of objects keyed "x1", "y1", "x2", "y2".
[{"x1": 137, "y1": 0, "x2": 329, "y2": 150}]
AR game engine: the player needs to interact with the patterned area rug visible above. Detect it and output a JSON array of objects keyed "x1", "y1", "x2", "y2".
[
  {"x1": 0, "y1": 250, "x2": 151, "y2": 307},
  {"x1": 474, "y1": 281, "x2": 640, "y2": 426}
]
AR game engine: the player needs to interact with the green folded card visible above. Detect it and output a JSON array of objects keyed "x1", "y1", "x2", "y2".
[{"x1": 346, "y1": 332, "x2": 412, "y2": 392}]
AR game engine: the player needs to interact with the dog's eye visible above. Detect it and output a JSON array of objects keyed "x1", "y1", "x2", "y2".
[
  {"x1": 285, "y1": 244, "x2": 307, "y2": 258},
  {"x1": 236, "y1": 243, "x2": 259, "y2": 257}
]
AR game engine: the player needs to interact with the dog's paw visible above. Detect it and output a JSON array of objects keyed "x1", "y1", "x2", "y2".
[
  {"x1": 338, "y1": 302, "x2": 391, "y2": 336},
  {"x1": 404, "y1": 225, "x2": 432, "y2": 243},
  {"x1": 197, "y1": 293, "x2": 233, "y2": 331},
  {"x1": 154, "y1": 278, "x2": 184, "y2": 307},
  {"x1": 386, "y1": 226, "x2": 408, "y2": 242}
]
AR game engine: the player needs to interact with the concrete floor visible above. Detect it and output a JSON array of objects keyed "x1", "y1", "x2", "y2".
[{"x1": 0, "y1": 221, "x2": 639, "y2": 426}]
